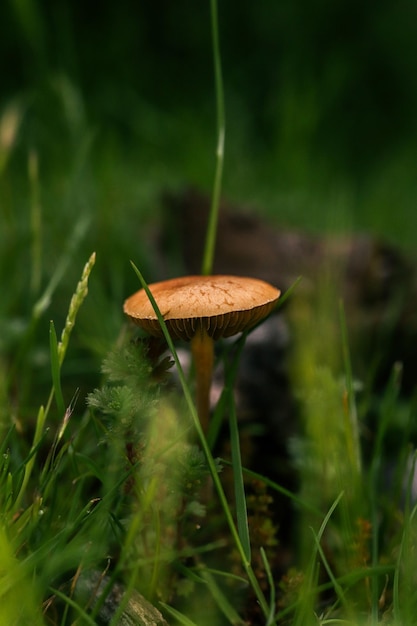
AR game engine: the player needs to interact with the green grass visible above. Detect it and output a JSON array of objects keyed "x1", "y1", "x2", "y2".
[
  {"x1": 2, "y1": 3, "x2": 417, "y2": 625},
  {"x1": 2, "y1": 244, "x2": 416, "y2": 624}
]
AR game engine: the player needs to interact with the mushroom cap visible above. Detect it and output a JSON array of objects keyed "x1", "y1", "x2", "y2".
[{"x1": 123, "y1": 275, "x2": 280, "y2": 341}]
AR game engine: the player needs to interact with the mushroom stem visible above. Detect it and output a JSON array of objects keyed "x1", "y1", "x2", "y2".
[{"x1": 190, "y1": 328, "x2": 214, "y2": 433}]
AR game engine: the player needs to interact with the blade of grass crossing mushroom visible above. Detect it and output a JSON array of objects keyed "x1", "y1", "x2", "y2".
[
  {"x1": 129, "y1": 262, "x2": 205, "y2": 443},
  {"x1": 129, "y1": 262, "x2": 270, "y2": 618},
  {"x1": 201, "y1": 0, "x2": 225, "y2": 276}
]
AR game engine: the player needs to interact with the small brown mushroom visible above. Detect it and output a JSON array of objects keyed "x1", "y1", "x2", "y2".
[{"x1": 123, "y1": 275, "x2": 280, "y2": 432}]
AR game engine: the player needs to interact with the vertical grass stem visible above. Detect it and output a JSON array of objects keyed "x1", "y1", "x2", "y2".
[
  {"x1": 228, "y1": 351, "x2": 251, "y2": 563},
  {"x1": 201, "y1": 0, "x2": 225, "y2": 276}
]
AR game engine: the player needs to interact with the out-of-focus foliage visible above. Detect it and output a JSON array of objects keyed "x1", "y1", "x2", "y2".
[{"x1": 2, "y1": 1, "x2": 416, "y2": 179}]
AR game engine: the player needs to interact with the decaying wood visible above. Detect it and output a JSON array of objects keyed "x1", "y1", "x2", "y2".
[{"x1": 74, "y1": 571, "x2": 169, "y2": 626}]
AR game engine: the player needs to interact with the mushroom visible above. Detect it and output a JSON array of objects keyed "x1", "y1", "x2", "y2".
[{"x1": 123, "y1": 275, "x2": 280, "y2": 432}]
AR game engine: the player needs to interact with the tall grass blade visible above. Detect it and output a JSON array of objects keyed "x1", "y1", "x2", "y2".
[
  {"x1": 202, "y1": 0, "x2": 225, "y2": 276},
  {"x1": 229, "y1": 386, "x2": 251, "y2": 563}
]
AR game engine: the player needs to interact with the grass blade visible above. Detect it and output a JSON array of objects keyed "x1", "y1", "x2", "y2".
[
  {"x1": 199, "y1": 568, "x2": 245, "y2": 625},
  {"x1": 229, "y1": 387, "x2": 251, "y2": 563},
  {"x1": 201, "y1": 0, "x2": 225, "y2": 276},
  {"x1": 224, "y1": 463, "x2": 324, "y2": 519},
  {"x1": 49, "y1": 320, "x2": 65, "y2": 418},
  {"x1": 32, "y1": 215, "x2": 90, "y2": 320},
  {"x1": 49, "y1": 586, "x2": 98, "y2": 626},
  {"x1": 57, "y1": 251, "x2": 96, "y2": 366},
  {"x1": 292, "y1": 492, "x2": 344, "y2": 626},
  {"x1": 260, "y1": 547, "x2": 276, "y2": 626},
  {"x1": 160, "y1": 603, "x2": 199, "y2": 626}
]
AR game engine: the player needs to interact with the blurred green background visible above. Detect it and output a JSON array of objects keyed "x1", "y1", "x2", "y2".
[
  {"x1": 1, "y1": 0, "x2": 417, "y2": 410},
  {"x1": 2, "y1": 1, "x2": 417, "y2": 223}
]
